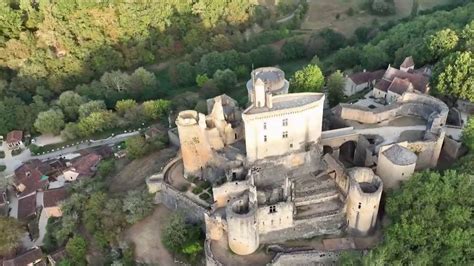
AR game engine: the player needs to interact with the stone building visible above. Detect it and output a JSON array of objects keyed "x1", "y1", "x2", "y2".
[
  {"x1": 154, "y1": 67, "x2": 451, "y2": 264},
  {"x1": 373, "y1": 56, "x2": 430, "y2": 103}
]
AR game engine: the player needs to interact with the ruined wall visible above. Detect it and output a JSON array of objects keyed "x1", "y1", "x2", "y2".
[
  {"x1": 346, "y1": 168, "x2": 383, "y2": 236},
  {"x1": 406, "y1": 130, "x2": 445, "y2": 169},
  {"x1": 159, "y1": 182, "x2": 209, "y2": 223},
  {"x1": 256, "y1": 201, "x2": 294, "y2": 234},
  {"x1": 212, "y1": 179, "x2": 252, "y2": 208},
  {"x1": 442, "y1": 136, "x2": 467, "y2": 159},
  {"x1": 260, "y1": 212, "x2": 345, "y2": 243},
  {"x1": 205, "y1": 213, "x2": 226, "y2": 241},
  {"x1": 323, "y1": 154, "x2": 350, "y2": 195},
  {"x1": 270, "y1": 251, "x2": 340, "y2": 266}
]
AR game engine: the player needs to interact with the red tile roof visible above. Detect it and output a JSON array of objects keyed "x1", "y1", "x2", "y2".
[
  {"x1": 387, "y1": 77, "x2": 413, "y2": 95},
  {"x1": 43, "y1": 187, "x2": 67, "y2": 208},
  {"x1": 71, "y1": 153, "x2": 102, "y2": 177},
  {"x1": 382, "y1": 66, "x2": 429, "y2": 94},
  {"x1": 17, "y1": 193, "x2": 37, "y2": 220},
  {"x1": 374, "y1": 79, "x2": 392, "y2": 92},
  {"x1": 6, "y1": 130, "x2": 23, "y2": 144},
  {"x1": 14, "y1": 160, "x2": 50, "y2": 197},
  {"x1": 348, "y1": 69, "x2": 385, "y2": 85},
  {"x1": 400, "y1": 56, "x2": 415, "y2": 69},
  {"x1": 3, "y1": 248, "x2": 44, "y2": 266}
]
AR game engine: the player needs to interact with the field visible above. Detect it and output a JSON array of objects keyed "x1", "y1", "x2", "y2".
[
  {"x1": 124, "y1": 205, "x2": 176, "y2": 265},
  {"x1": 301, "y1": 0, "x2": 452, "y2": 36},
  {"x1": 107, "y1": 147, "x2": 177, "y2": 193}
]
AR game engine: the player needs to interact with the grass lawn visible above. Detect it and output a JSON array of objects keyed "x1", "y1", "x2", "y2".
[{"x1": 301, "y1": 0, "x2": 453, "y2": 36}]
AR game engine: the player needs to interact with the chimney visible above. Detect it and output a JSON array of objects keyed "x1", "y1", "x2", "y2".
[
  {"x1": 265, "y1": 92, "x2": 273, "y2": 109},
  {"x1": 254, "y1": 78, "x2": 266, "y2": 108}
]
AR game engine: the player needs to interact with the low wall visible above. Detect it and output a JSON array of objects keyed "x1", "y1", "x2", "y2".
[
  {"x1": 269, "y1": 250, "x2": 340, "y2": 265},
  {"x1": 442, "y1": 136, "x2": 467, "y2": 159},
  {"x1": 204, "y1": 239, "x2": 223, "y2": 266},
  {"x1": 167, "y1": 128, "x2": 180, "y2": 147},
  {"x1": 160, "y1": 182, "x2": 209, "y2": 223}
]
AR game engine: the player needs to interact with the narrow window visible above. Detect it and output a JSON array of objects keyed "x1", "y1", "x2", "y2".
[
  {"x1": 264, "y1": 135, "x2": 267, "y2": 142},
  {"x1": 263, "y1": 122, "x2": 267, "y2": 130},
  {"x1": 358, "y1": 202, "x2": 362, "y2": 209},
  {"x1": 282, "y1": 131, "x2": 288, "y2": 138},
  {"x1": 269, "y1": 205, "x2": 276, "y2": 213},
  {"x1": 282, "y1": 118, "x2": 288, "y2": 127},
  {"x1": 290, "y1": 143, "x2": 293, "y2": 148}
]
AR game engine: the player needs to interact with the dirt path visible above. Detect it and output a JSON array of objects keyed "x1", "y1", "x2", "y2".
[{"x1": 124, "y1": 205, "x2": 176, "y2": 265}]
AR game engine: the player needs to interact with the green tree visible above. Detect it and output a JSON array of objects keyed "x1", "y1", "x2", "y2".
[
  {"x1": 65, "y1": 235, "x2": 87, "y2": 265},
  {"x1": 291, "y1": 64, "x2": 325, "y2": 92},
  {"x1": 78, "y1": 100, "x2": 106, "y2": 119},
  {"x1": 60, "y1": 123, "x2": 80, "y2": 141},
  {"x1": 0, "y1": 2, "x2": 23, "y2": 40},
  {"x1": 58, "y1": 91, "x2": 86, "y2": 121},
  {"x1": 434, "y1": 51, "x2": 473, "y2": 101},
  {"x1": 355, "y1": 170, "x2": 474, "y2": 265},
  {"x1": 175, "y1": 62, "x2": 195, "y2": 86},
  {"x1": 142, "y1": 100, "x2": 170, "y2": 121},
  {"x1": 0, "y1": 217, "x2": 25, "y2": 256},
  {"x1": 461, "y1": 117, "x2": 474, "y2": 150},
  {"x1": 77, "y1": 111, "x2": 118, "y2": 137},
  {"x1": 361, "y1": 45, "x2": 389, "y2": 70},
  {"x1": 213, "y1": 69, "x2": 237, "y2": 90},
  {"x1": 327, "y1": 70, "x2": 346, "y2": 106},
  {"x1": 122, "y1": 189, "x2": 154, "y2": 224},
  {"x1": 282, "y1": 36, "x2": 306, "y2": 60},
  {"x1": 161, "y1": 212, "x2": 203, "y2": 261},
  {"x1": 125, "y1": 135, "x2": 149, "y2": 159},
  {"x1": 428, "y1": 28, "x2": 459, "y2": 58},
  {"x1": 97, "y1": 159, "x2": 115, "y2": 177},
  {"x1": 34, "y1": 109, "x2": 65, "y2": 135},
  {"x1": 196, "y1": 73, "x2": 210, "y2": 87},
  {"x1": 115, "y1": 99, "x2": 138, "y2": 116}
]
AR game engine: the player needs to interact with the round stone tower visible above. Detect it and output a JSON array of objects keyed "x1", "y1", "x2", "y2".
[
  {"x1": 376, "y1": 144, "x2": 417, "y2": 189},
  {"x1": 346, "y1": 167, "x2": 383, "y2": 236},
  {"x1": 246, "y1": 67, "x2": 289, "y2": 103},
  {"x1": 226, "y1": 193, "x2": 259, "y2": 255},
  {"x1": 175, "y1": 110, "x2": 213, "y2": 177}
]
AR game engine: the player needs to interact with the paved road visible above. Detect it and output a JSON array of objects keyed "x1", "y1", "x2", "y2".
[{"x1": 0, "y1": 131, "x2": 140, "y2": 175}]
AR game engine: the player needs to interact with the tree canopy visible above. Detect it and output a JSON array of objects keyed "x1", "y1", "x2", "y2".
[
  {"x1": 434, "y1": 51, "x2": 473, "y2": 101},
  {"x1": 0, "y1": 217, "x2": 25, "y2": 256},
  {"x1": 291, "y1": 64, "x2": 324, "y2": 92}
]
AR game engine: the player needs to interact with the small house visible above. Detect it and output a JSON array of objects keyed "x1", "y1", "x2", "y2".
[
  {"x1": 62, "y1": 153, "x2": 102, "y2": 181},
  {"x1": 42, "y1": 187, "x2": 67, "y2": 218},
  {"x1": 6, "y1": 130, "x2": 23, "y2": 151},
  {"x1": 3, "y1": 247, "x2": 45, "y2": 266}
]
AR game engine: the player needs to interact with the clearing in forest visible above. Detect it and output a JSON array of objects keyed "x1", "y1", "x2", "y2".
[{"x1": 301, "y1": 0, "x2": 452, "y2": 36}]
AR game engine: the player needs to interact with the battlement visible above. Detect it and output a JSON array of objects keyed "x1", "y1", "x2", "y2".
[{"x1": 176, "y1": 110, "x2": 199, "y2": 126}]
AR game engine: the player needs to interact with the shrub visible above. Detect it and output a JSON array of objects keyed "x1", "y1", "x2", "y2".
[
  {"x1": 0, "y1": 151, "x2": 4, "y2": 158},
  {"x1": 199, "y1": 193, "x2": 210, "y2": 201},
  {"x1": 192, "y1": 187, "x2": 203, "y2": 195},
  {"x1": 0, "y1": 165, "x2": 6, "y2": 172},
  {"x1": 346, "y1": 7, "x2": 355, "y2": 16}
]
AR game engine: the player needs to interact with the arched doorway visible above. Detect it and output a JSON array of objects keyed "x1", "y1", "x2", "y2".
[{"x1": 339, "y1": 141, "x2": 357, "y2": 166}]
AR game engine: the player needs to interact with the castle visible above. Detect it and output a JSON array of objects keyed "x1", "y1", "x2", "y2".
[{"x1": 149, "y1": 67, "x2": 448, "y2": 264}]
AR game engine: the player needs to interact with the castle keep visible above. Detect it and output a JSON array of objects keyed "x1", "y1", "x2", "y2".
[{"x1": 148, "y1": 67, "x2": 449, "y2": 264}]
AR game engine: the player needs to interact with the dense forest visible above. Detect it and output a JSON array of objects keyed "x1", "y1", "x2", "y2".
[{"x1": 0, "y1": 0, "x2": 286, "y2": 136}]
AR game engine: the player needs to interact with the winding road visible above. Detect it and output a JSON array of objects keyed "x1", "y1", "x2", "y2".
[{"x1": 0, "y1": 131, "x2": 140, "y2": 175}]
